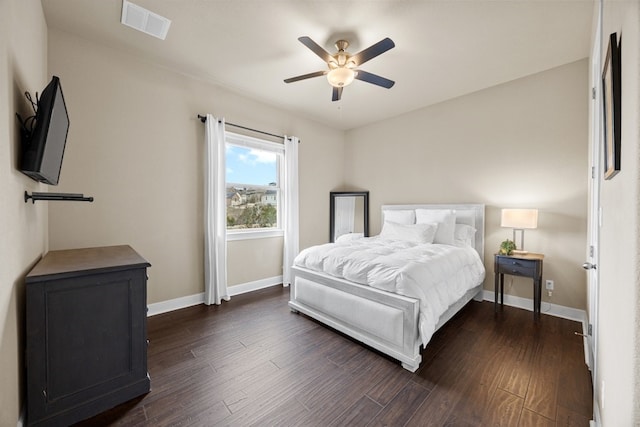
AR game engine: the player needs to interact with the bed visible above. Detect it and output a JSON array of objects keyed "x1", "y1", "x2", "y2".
[{"x1": 288, "y1": 204, "x2": 486, "y2": 372}]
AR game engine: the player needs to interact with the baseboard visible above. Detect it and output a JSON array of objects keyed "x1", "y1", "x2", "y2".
[
  {"x1": 149, "y1": 287, "x2": 587, "y2": 324},
  {"x1": 482, "y1": 290, "x2": 586, "y2": 323},
  {"x1": 147, "y1": 292, "x2": 205, "y2": 316},
  {"x1": 147, "y1": 276, "x2": 283, "y2": 316},
  {"x1": 227, "y1": 276, "x2": 283, "y2": 297}
]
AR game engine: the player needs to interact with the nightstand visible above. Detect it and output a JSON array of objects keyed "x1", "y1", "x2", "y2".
[{"x1": 494, "y1": 253, "x2": 544, "y2": 316}]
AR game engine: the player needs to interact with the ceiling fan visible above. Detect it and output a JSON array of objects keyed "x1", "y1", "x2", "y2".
[{"x1": 284, "y1": 36, "x2": 395, "y2": 101}]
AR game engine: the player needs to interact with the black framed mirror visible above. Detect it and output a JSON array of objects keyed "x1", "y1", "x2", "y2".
[{"x1": 330, "y1": 191, "x2": 369, "y2": 243}]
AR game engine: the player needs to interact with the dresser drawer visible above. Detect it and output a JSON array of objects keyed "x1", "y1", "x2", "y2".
[{"x1": 496, "y1": 257, "x2": 537, "y2": 277}]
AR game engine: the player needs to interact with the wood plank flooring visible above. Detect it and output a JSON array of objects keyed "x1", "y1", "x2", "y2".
[{"x1": 76, "y1": 286, "x2": 593, "y2": 426}]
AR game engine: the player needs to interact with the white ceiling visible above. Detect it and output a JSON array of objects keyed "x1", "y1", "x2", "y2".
[{"x1": 41, "y1": 0, "x2": 595, "y2": 130}]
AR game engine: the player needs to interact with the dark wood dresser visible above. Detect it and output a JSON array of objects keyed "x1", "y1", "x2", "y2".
[{"x1": 25, "y1": 245, "x2": 151, "y2": 426}]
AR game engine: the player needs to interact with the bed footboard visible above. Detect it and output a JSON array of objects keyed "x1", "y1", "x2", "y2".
[{"x1": 289, "y1": 266, "x2": 422, "y2": 372}]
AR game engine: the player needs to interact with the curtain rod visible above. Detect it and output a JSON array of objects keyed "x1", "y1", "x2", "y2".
[{"x1": 197, "y1": 114, "x2": 290, "y2": 141}]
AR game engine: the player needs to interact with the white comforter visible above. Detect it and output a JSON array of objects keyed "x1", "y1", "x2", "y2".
[{"x1": 294, "y1": 237, "x2": 486, "y2": 345}]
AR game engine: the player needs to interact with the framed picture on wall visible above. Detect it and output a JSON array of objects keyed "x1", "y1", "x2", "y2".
[{"x1": 602, "y1": 32, "x2": 621, "y2": 180}]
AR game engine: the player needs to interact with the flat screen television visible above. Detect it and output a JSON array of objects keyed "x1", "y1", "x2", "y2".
[{"x1": 20, "y1": 76, "x2": 69, "y2": 185}]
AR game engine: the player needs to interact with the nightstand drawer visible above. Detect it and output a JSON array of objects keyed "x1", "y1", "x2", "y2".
[{"x1": 496, "y1": 258, "x2": 537, "y2": 277}]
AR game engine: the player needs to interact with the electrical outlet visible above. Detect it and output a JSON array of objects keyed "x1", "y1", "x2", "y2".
[{"x1": 545, "y1": 279, "x2": 554, "y2": 290}]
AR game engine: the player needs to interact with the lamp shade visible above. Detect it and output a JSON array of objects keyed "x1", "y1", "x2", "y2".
[
  {"x1": 327, "y1": 67, "x2": 355, "y2": 87},
  {"x1": 501, "y1": 209, "x2": 538, "y2": 229}
]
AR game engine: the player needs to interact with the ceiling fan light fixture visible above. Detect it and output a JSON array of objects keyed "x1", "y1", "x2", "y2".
[
  {"x1": 285, "y1": 36, "x2": 395, "y2": 101},
  {"x1": 327, "y1": 67, "x2": 356, "y2": 88}
]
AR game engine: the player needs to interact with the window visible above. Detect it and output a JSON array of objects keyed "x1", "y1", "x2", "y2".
[{"x1": 225, "y1": 132, "x2": 284, "y2": 240}]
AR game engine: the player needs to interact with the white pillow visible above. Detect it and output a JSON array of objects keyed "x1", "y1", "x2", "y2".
[
  {"x1": 415, "y1": 209, "x2": 456, "y2": 245},
  {"x1": 454, "y1": 223, "x2": 476, "y2": 247},
  {"x1": 383, "y1": 209, "x2": 415, "y2": 225},
  {"x1": 379, "y1": 221, "x2": 437, "y2": 244}
]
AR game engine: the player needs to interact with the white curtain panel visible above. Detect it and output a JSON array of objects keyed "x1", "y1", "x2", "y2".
[
  {"x1": 283, "y1": 136, "x2": 300, "y2": 286},
  {"x1": 204, "y1": 114, "x2": 229, "y2": 305}
]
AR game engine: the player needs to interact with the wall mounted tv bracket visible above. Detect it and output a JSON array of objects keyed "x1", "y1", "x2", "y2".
[
  {"x1": 15, "y1": 91, "x2": 38, "y2": 142},
  {"x1": 25, "y1": 192, "x2": 94, "y2": 203}
]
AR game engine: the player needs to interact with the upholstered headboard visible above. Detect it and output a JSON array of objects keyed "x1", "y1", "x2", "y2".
[{"x1": 381, "y1": 204, "x2": 485, "y2": 260}]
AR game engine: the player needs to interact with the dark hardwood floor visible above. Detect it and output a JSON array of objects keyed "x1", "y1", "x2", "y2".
[{"x1": 76, "y1": 286, "x2": 593, "y2": 426}]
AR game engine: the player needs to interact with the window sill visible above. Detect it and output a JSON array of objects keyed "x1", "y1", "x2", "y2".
[{"x1": 227, "y1": 229, "x2": 284, "y2": 241}]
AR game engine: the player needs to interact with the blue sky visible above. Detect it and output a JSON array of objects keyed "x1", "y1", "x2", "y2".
[{"x1": 226, "y1": 145, "x2": 277, "y2": 186}]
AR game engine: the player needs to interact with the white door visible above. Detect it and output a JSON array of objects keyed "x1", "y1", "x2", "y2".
[{"x1": 584, "y1": 0, "x2": 602, "y2": 387}]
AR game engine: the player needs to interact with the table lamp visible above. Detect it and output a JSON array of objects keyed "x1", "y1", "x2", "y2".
[{"x1": 501, "y1": 208, "x2": 538, "y2": 254}]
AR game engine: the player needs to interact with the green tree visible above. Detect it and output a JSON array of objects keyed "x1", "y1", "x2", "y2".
[
  {"x1": 259, "y1": 204, "x2": 277, "y2": 227},
  {"x1": 238, "y1": 206, "x2": 259, "y2": 227}
]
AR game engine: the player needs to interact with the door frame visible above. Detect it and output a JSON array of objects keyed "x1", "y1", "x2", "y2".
[{"x1": 586, "y1": 0, "x2": 603, "y2": 423}]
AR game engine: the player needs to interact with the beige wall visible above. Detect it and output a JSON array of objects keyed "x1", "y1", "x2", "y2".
[
  {"x1": 596, "y1": 1, "x2": 640, "y2": 424},
  {"x1": 0, "y1": 0, "x2": 49, "y2": 424},
  {"x1": 345, "y1": 59, "x2": 589, "y2": 310},
  {"x1": 227, "y1": 237, "x2": 283, "y2": 286},
  {"x1": 46, "y1": 29, "x2": 344, "y2": 303}
]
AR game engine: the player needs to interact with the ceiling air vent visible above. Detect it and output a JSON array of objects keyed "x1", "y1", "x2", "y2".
[{"x1": 121, "y1": 0, "x2": 171, "y2": 40}]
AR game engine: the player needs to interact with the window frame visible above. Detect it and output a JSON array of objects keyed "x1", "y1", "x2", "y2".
[{"x1": 225, "y1": 132, "x2": 285, "y2": 241}]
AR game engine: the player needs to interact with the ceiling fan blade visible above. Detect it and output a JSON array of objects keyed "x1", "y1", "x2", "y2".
[
  {"x1": 332, "y1": 86, "x2": 343, "y2": 102},
  {"x1": 355, "y1": 70, "x2": 395, "y2": 89},
  {"x1": 284, "y1": 70, "x2": 326, "y2": 83},
  {"x1": 351, "y1": 38, "x2": 395, "y2": 66},
  {"x1": 298, "y1": 36, "x2": 333, "y2": 63}
]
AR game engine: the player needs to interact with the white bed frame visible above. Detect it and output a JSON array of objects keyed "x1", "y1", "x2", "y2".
[{"x1": 288, "y1": 204, "x2": 485, "y2": 372}]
